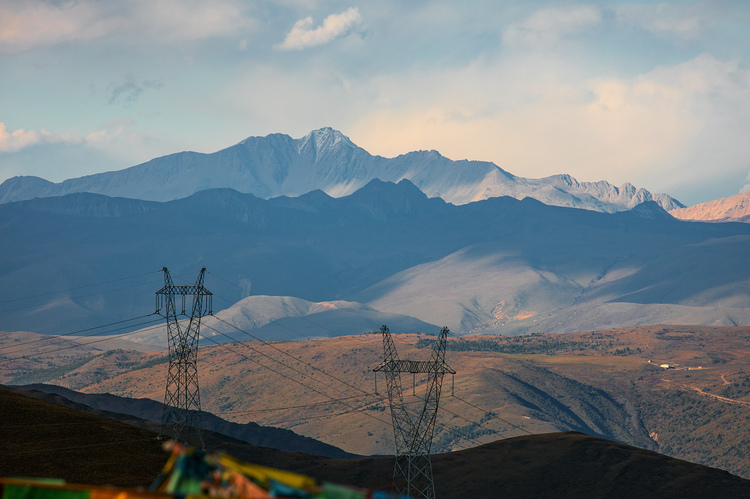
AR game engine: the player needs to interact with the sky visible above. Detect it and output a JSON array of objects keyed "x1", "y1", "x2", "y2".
[{"x1": 1, "y1": 1, "x2": 750, "y2": 206}]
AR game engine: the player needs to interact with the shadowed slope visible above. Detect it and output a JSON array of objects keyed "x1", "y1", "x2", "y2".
[
  {"x1": 0, "y1": 181, "x2": 747, "y2": 336},
  {"x1": 2, "y1": 386, "x2": 750, "y2": 498}
]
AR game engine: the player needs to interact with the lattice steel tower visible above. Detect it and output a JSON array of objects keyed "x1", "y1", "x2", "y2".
[
  {"x1": 373, "y1": 325, "x2": 455, "y2": 499},
  {"x1": 156, "y1": 267, "x2": 212, "y2": 445}
]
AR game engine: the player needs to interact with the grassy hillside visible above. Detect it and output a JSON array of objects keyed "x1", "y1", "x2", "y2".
[{"x1": 4, "y1": 325, "x2": 750, "y2": 478}]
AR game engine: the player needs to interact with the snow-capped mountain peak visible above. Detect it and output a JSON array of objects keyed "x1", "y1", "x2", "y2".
[
  {"x1": 0, "y1": 127, "x2": 683, "y2": 213},
  {"x1": 297, "y1": 127, "x2": 355, "y2": 155}
]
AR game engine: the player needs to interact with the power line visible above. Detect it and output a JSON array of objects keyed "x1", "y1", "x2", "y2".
[
  {"x1": 208, "y1": 318, "x2": 496, "y2": 444},
  {"x1": 0, "y1": 270, "x2": 504, "y2": 451},
  {"x1": 200, "y1": 324, "x2": 487, "y2": 450},
  {"x1": 220, "y1": 394, "x2": 371, "y2": 415},
  {"x1": 0, "y1": 316, "x2": 163, "y2": 359},
  {"x1": 0, "y1": 270, "x2": 162, "y2": 306},
  {"x1": 450, "y1": 394, "x2": 533, "y2": 436},
  {"x1": 264, "y1": 407, "x2": 362, "y2": 426},
  {"x1": 202, "y1": 323, "x2": 368, "y2": 402},
  {"x1": 0, "y1": 313, "x2": 159, "y2": 354},
  {"x1": 0, "y1": 421, "x2": 100, "y2": 428},
  {"x1": 0, "y1": 279, "x2": 164, "y2": 314},
  {"x1": 202, "y1": 273, "x2": 445, "y2": 405},
  {"x1": 212, "y1": 316, "x2": 377, "y2": 396},
  {"x1": 1, "y1": 270, "x2": 501, "y2": 452},
  {"x1": 205, "y1": 322, "x2": 485, "y2": 445},
  {"x1": 205, "y1": 270, "x2": 345, "y2": 341},
  {"x1": 7, "y1": 437, "x2": 158, "y2": 455},
  {"x1": 0, "y1": 317, "x2": 163, "y2": 362},
  {"x1": 180, "y1": 274, "x2": 378, "y2": 401},
  {"x1": 196, "y1": 273, "x2": 498, "y2": 449},
  {"x1": 196, "y1": 332, "x2": 395, "y2": 430}
]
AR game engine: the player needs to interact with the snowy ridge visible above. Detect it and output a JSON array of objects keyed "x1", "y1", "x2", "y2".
[
  {"x1": 0, "y1": 127, "x2": 683, "y2": 212},
  {"x1": 670, "y1": 190, "x2": 750, "y2": 223},
  {"x1": 125, "y1": 295, "x2": 439, "y2": 346}
]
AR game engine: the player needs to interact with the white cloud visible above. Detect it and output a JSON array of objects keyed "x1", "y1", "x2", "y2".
[
  {"x1": 0, "y1": 119, "x2": 148, "y2": 155},
  {"x1": 614, "y1": 3, "x2": 707, "y2": 38},
  {"x1": 0, "y1": 123, "x2": 83, "y2": 153},
  {"x1": 0, "y1": 118, "x2": 169, "y2": 182},
  {"x1": 0, "y1": 0, "x2": 255, "y2": 52},
  {"x1": 277, "y1": 7, "x2": 362, "y2": 50},
  {"x1": 502, "y1": 5, "x2": 601, "y2": 46},
  {"x1": 84, "y1": 118, "x2": 137, "y2": 145}
]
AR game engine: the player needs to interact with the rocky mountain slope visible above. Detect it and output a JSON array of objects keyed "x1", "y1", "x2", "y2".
[
  {"x1": 0, "y1": 128, "x2": 683, "y2": 213},
  {"x1": 670, "y1": 190, "x2": 750, "y2": 223}
]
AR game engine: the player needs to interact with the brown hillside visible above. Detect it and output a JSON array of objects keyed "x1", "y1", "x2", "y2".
[
  {"x1": 5, "y1": 326, "x2": 750, "y2": 478},
  {"x1": 2, "y1": 387, "x2": 750, "y2": 499}
]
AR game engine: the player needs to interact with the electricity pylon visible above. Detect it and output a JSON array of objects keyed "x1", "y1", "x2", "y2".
[
  {"x1": 155, "y1": 267, "x2": 212, "y2": 446},
  {"x1": 373, "y1": 325, "x2": 455, "y2": 499}
]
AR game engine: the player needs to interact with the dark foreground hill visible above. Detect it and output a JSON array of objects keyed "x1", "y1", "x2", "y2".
[
  {"x1": 12, "y1": 383, "x2": 356, "y2": 459},
  {"x1": 2, "y1": 386, "x2": 749, "y2": 498}
]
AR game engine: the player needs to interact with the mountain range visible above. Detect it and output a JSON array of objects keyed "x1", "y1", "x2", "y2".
[
  {"x1": 1, "y1": 178, "x2": 747, "y2": 336},
  {"x1": 0, "y1": 127, "x2": 683, "y2": 213}
]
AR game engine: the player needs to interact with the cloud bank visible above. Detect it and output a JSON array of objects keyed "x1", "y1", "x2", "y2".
[
  {"x1": 347, "y1": 52, "x2": 750, "y2": 199},
  {"x1": 0, "y1": 0, "x2": 254, "y2": 52},
  {"x1": 2, "y1": 1, "x2": 749, "y2": 205},
  {"x1": 0, "y1": 123, "x2": 82, "y2": 153}
]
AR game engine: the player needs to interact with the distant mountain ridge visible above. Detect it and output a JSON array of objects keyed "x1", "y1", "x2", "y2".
[
  {"x1": 0, "y1": 127, "x2": 683, "y2": 213},
  {"x1": 0, "y1": 179, "x2": 746, "y2": 336},
  {"x1": 670, "y1": 190, "x2": 750, "y2": 223}
]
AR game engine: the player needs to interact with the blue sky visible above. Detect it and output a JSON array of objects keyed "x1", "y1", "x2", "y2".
[{"x1": 1, "y1": 0, "x2": 749, "y2": 206}]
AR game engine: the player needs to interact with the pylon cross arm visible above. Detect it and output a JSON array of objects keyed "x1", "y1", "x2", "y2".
[
  {"x1": 156, "y1": 284, "x2": 213, "y2": 296},
  {"x1": 373, "y1": 359, "x2": 454, "y2": 374}
]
